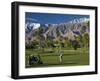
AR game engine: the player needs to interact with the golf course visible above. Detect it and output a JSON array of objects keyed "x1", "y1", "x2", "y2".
[{"x1": 25, "y1": 48, "x2": 89, "y2": 68}]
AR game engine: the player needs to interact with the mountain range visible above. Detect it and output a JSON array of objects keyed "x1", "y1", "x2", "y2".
[{"x1": 25, "y1": 17, "x2": 89, "y2": 45}]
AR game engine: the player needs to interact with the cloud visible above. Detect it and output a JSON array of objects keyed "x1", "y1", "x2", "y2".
[{"x1": 26, "y1": 18, "x2": 37, "y2": 22}]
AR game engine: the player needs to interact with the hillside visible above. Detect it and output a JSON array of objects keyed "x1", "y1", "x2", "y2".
[{"x1": 25, "y1": 18, "x2": 89, "y2": 47}]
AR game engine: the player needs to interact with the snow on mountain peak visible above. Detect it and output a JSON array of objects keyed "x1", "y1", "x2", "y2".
[
  {"x1": 33, "y1": 23, "x2": 40, "y2": 29},
  {"x1": 69, "y1": 17, "x2": 89, "y2": 24},
  {"x1": 25, "y1": 22, "x2": 41, "y2": 33}
]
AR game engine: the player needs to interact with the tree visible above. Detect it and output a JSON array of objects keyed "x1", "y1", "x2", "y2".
[
  {"x1": 81, "y1": 25, "x2": 86, "y2": 34},
  {"x1": 82, "y1": 33, "x2": 89, "y2": 47},
  {"x1": 65, "y1": 38, "x2": 72, "y2": 48},
  {"x1": 71, "y1": 40, "x2": 79, "y2": 50},
  {"x1": 87, "y1": 21, "x2": 90, "y2": 27},
  {"x1": 75, "y1": 35, "x2": 82, "y2": 48},
  {"x1": 31, "y1": 40, "x2": 39, "y2": 49},
  {"x1": 46, "y1": 37, "x2": 53, "y2": 47},
  {"x1": 87, "y1": 21, "x2": 90, "y2": 32}
]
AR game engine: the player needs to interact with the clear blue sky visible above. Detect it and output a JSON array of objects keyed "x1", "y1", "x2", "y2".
[{"x1": 25, "y1": 12, "x2": 89, "y2": 24}]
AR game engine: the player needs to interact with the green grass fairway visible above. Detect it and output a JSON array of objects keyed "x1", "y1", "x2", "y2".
[{"x1": 25, "y1": 48, "x2": 89, "y2": 68}]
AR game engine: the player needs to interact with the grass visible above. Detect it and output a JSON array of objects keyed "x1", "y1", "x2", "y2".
[{"x1": 25, "y1": 48, "x2": 89, "y2": 68}]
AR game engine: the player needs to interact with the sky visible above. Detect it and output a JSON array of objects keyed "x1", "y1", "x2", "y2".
[{"x1": 25, "y1": 12, "x2": 89, "y2": 24}]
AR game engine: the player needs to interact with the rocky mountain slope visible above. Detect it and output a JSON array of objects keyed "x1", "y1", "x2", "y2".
[{"x1": 25, "y1": 18, "x2": 89, "y2": 45}]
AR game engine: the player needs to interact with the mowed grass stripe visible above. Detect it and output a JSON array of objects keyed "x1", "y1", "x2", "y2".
[{"x1": 25, "y1": 48, "x2": 89, "y2": 68}]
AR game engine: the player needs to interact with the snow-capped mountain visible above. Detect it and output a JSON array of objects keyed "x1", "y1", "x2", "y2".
[
  {"x1": 25, "y1": 18, "x2": 42, "y2": 33},
  {"x1": 25, "y1": 22, "x2": 41, "y2": 33},
  {"x1": 25, "y1": 22, "x2": 50, "y2": 33},
  {"x1": 25, "y1": 17, "x2": 89, "y2": 45},
  {"x1": 69, "y1": 17, "x2": 89, "y2": 24}
]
